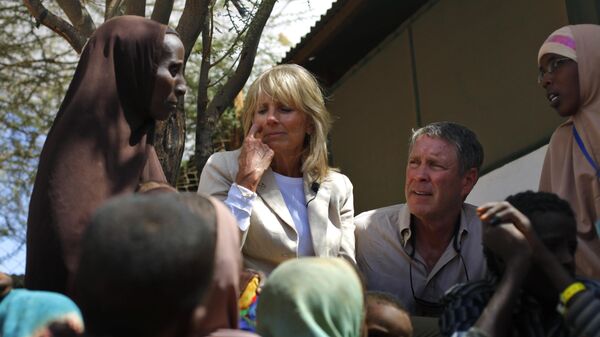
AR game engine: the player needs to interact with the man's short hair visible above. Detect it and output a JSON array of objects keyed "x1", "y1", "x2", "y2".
[
  {"x1": 409, "y1": 122, "x2": 484, "y2": 175},
  {"x1": 75, "y1": 194, "x2": 217, "y2": 337}
]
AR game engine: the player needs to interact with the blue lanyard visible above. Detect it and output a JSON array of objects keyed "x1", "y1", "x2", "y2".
[{"x1": 573, "y1": 125, "x2": 600, "y2": 178}]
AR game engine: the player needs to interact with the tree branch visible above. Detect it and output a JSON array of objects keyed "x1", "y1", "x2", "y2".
[
  {"x1": 209, "y1": 23, "x2": 248, "y2": 67},
  {"x1": 176, "y1": 0, "x2": 212, "y2": 63},
  {"x1": 125, "y1": 0, "x2": 146, "y2": 16},
  {"x1": 229, "y1": 0, "x2": 248, "y2": 17},
  {"x1": 198, "y1": 4, "x2": 213, "y2": 112},
  {"x1": 195, "y1": 0, "x2": 277, "y2": 172},
  {"x1": 195, "y1": 4, "x2": 214, "y2": 163},
  {"x1": 150, "y1": 0, "x2": 174, "y2": 24},
  {"x1": 105, "y1": 0, "x2": 124, "y2": 19},
  {"x1": 23, "y1": 0, "x2": 87, "y2": 53},
  {"x1": 56, "y1": 0, "x2": 96, "y2": 37},
  {"x1": 209, "y1": 50, "x2": 242, "y2": 88},
  {"x1": 205, "y1": 0, "x2": 277, "y2": 119}
]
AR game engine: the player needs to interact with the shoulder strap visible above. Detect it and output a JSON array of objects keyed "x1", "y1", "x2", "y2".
[{"x1": 573, "y1": 126, "x2": 600, "y2": 178}]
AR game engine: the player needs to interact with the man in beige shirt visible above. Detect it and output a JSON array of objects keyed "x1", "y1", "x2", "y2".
[{"x1": 355, "y1": 122, "x2": 487, "y2": 317}]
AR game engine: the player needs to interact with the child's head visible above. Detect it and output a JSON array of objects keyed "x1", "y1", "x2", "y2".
[
  {"x1": 75, "y1": 193, "x2": 217, "y2": 337},
  {"x1": 506, "y1": 191, "x2": 577, "y2": 274},
  {"x1": 365, "y1": 291, "x2": 413, "y2": 337},
  {"x1": 488, "y1": 191, "x2": 577, "y2": 304}
]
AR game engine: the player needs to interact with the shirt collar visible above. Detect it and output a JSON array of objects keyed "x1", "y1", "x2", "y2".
[{"x1": 399, "y1": 204, "x2": 471, "y2": 249}]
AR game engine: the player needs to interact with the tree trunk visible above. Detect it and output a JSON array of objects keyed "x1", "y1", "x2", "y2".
[
  {"x1": 154, "y1": 104, "x2": 186, "y2": 186},
  {"x1": 23, "y1": 0, "x2": 87, "y2": 53},
  {"x1": 151, "y1": 0, "x2": 175, "y2": 24},
  {"x1": 125, "y1": 0, "x2": 146, "y2": 16},
  {"x1": 194, "y1": 0, "x2": 277, "y2": 174},
  {"x1": 194, "y1": 4, "x2": 214, "y2": 181},
  {"x1": 55, "y1": 0, "x2": 96, "y2": 38},
  {"x1": 176, "y1": 0, "x2": 212, "y2": 63}
]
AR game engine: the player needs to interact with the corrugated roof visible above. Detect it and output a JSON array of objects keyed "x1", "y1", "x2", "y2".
[
  {"x1": 282, "y1": 0, "x2": 347, "y2": 62},
  {"x1": 281, "y1": 0, "x2": 428, "y2": 87}
]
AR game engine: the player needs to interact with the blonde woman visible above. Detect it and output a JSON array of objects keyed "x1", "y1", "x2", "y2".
[{"x1": 198, "y1": 64, "x2": 355, "y2": 275}]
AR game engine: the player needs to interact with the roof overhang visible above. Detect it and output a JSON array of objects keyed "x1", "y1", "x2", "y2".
[{"x1": 282, "y1": 0, "x2": 428, "y2": 87}]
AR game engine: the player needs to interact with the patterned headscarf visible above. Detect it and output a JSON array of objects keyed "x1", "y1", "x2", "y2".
[{"x1": 538, "y1": 26, "x2": 577, "y2": 64}]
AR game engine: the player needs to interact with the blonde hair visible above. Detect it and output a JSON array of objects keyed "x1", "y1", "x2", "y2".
[{"x1": 241, "y1": 64, "x2": 333, "y2": 182}]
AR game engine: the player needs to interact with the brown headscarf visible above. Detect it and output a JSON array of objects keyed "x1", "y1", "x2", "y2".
[
  {"x1": 174, "y1": 193, "x2": 259, "y2": 337},
  {"x1": 25, "y1": 16, "x2": 170, "y2": 295},
  {"x1": 539, "y1": 24, "x2": 600, "y2": 278}
]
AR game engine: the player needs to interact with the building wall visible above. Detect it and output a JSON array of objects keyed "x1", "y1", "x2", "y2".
[
  {"x1": 328, "y1": 0, "x2": 569, "y2": 213},
  {"x1": 328, "y1": 33, "x2": 417, "y2": 211},
  {"x1": 466, "y1": 145, "x2": 547, "y2": 206}
]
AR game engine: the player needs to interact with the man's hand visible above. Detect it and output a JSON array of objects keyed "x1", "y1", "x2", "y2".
[{"x1": 235, "y1": 123, "x2": 274, "y2": 192}]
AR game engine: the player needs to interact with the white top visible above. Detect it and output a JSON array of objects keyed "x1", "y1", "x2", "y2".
[
  {"x1": 273, "y1": 172, "x2": 314, "y2": 256},
  {"x1": 224, "y1": 183, "x2": 256, "y2": 231},
  {"x1": 224, "y1": 175, "x2": 315, "y2": 256}
]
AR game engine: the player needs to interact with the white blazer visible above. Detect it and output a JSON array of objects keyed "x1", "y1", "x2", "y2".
[{"x1": 198, "y1": 149, "x2": 356, "y2": 274}]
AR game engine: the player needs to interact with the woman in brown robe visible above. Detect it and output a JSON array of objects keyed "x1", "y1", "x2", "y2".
[{"x1": 25, "y1": 15, "x2": 187, "y2": 295}]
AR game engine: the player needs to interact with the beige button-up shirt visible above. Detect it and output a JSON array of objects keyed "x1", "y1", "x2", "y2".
[{"x1": 355, "y1": 203, "x2": 487, "y2": 315}]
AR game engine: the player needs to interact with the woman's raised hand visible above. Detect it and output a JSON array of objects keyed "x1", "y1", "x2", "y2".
[{"x1": 235, "y1": 124, "x2": 274, "y2": 192}]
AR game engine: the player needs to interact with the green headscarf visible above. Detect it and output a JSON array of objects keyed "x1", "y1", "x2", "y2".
[{"x1": 257, "y1": 257, "x2": 364, "y2": 337}]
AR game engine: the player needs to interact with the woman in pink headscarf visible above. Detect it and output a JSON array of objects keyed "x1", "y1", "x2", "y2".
[{"x1": 537, "y1": 25, "x2": 600, "y2": 278}]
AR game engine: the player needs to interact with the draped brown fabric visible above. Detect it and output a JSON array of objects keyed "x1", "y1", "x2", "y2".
[
  {"x1": 198, "y1": 197, "x2": 242, "y2": 335},
  {"x1": 25, "y1": 16, "x2": 169, "y2": 295},
  {"x1": 539, "y1": 24, "x2": 600, "y2": 279},
  {"x1": 199, "y1": 197, "x2": 259, "y2": 337},
  {"x1": 175, "y1": 193, "x2": 259, "y2": 337}
]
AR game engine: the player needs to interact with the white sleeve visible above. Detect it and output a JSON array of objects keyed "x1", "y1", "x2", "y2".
[{"x1": 224, "y1": 183, "x2": 256, "y2": 231}]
